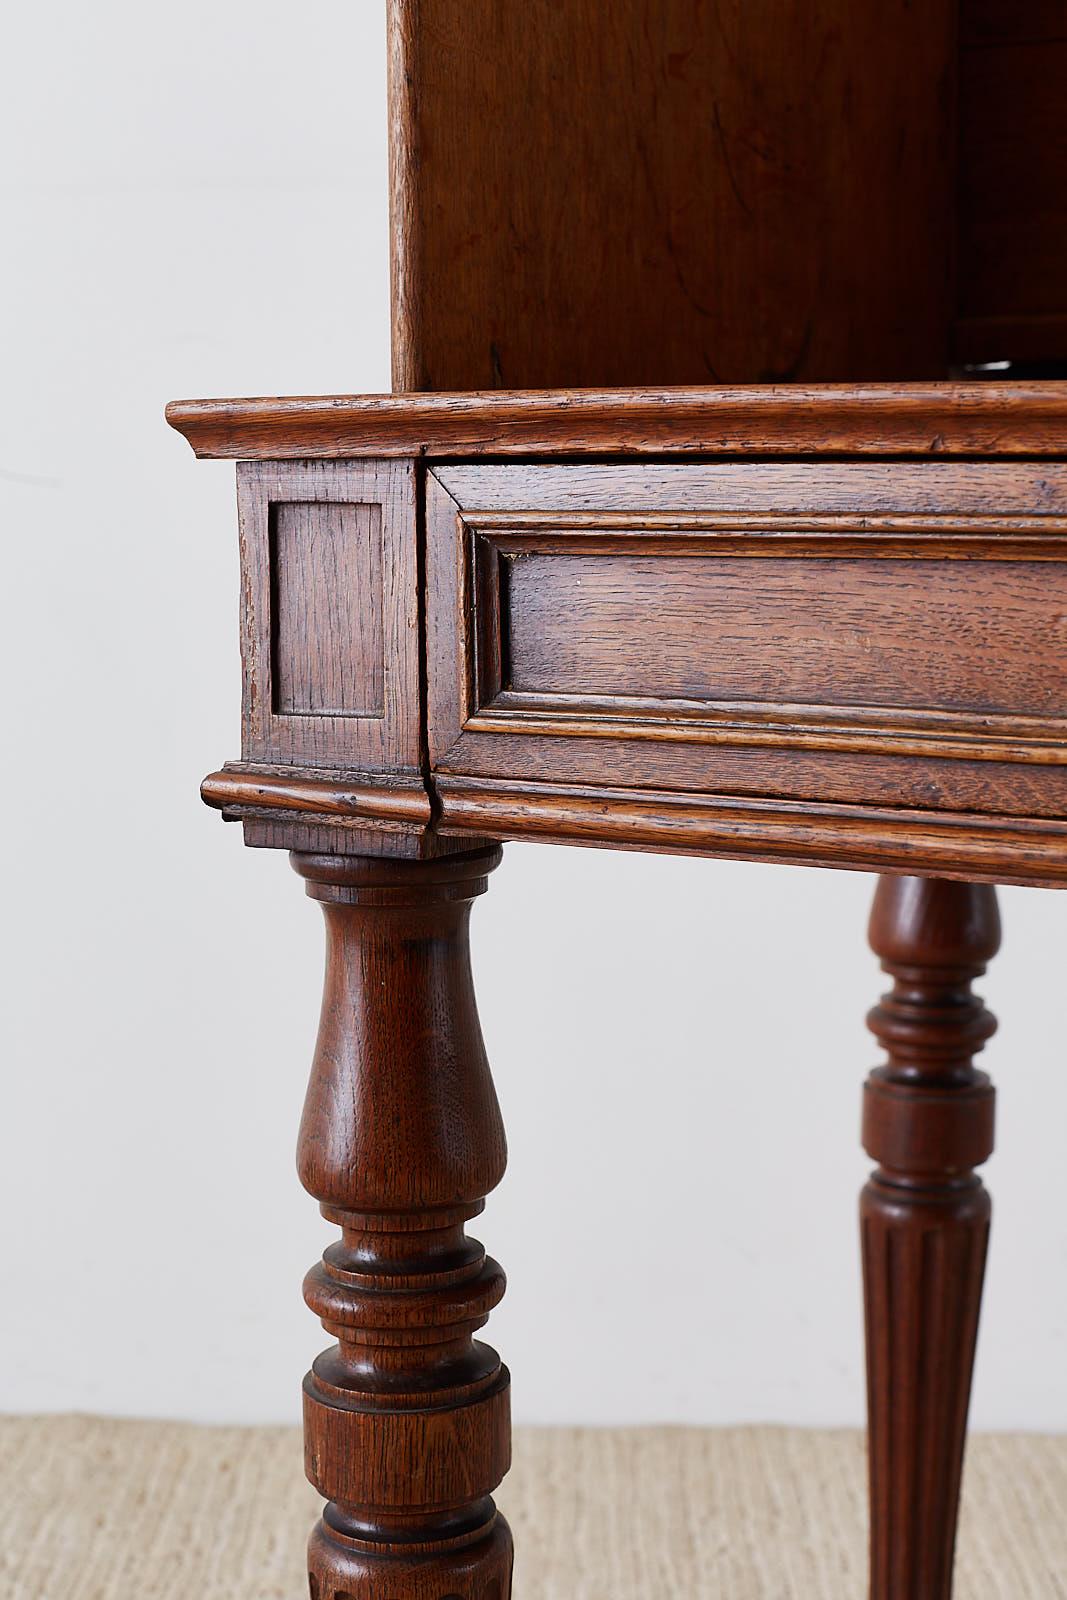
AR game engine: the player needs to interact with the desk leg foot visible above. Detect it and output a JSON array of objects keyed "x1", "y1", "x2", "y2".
[
  {"x1": 292, "y1": 847, "x2": 513, "y2": 1600},
  {"x1": 860, "y1": 875, "x2": 998, "y2": 1600}
]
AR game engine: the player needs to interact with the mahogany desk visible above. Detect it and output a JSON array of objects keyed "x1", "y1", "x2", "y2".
[{"x1": 170, "y1": 383, "x2": 1067, "y2": 1600}]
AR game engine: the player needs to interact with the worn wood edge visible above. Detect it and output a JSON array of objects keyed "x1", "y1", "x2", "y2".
[
  {"x1": 230, "y1": 806, "x2": 419, "y2": 839},
  {"x1": 200, "y1": 764, "x2": 1067, "y2": 883},
  {"x1": 239, "y1": 817, "x2": 496, "y2": 860},
  {"x1": 387, "y1": 0, "x2": 422, "y2": 392},
  {"x1": 201, "y1": 765, "x2": 433, "y2": 825},
  {"x1": 165, "y1": 384, "x2": 1067, "y2": 459},
  {"x1": 463, "y1": 705, "x2": 1067, "y2": 767},
  {"x1": 433, "y1": 776, "x2": 1067, "y2": 887}
]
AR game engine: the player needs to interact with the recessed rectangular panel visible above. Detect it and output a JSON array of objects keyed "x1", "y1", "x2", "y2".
[
  {"x1": 271, "y1": 502, "x2": 384, "y2": 717},
  {"x1": 504, "y1": 552, "x2": 1067, "y2": 716},
  {"x1": 238, "y1": 460, "x2": 419, "y2": 773},
  {"x1": 426, "y1": 462, "x2": 1067, "y2": 855}
]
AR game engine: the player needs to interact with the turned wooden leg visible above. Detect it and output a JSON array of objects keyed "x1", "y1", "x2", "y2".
[
  {"x1": 292, "y1": 846, "x2": 512, "y2": 1600},
  {"x1": 861, "y1": 875, "x2": 999, "y2": 1600}
]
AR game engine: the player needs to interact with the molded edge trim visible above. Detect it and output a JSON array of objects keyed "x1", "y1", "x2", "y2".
[
  {"x1": 433, "y1": 775, "x2": 1067, "y2": 888},
  {"x1": 166, "y1": 384, "x2": 1067, "y2": 460},
  {"x1": 201, "y1": 765, "x2": 432, "y2": 824}
]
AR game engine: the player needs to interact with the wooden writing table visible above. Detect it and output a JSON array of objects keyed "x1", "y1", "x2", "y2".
[
  {"x1": 168, "y1": 0, "x2": 1067, "y2": 1588},
  {"x1": 170, "y1": 382, "x2": 1067, "y2": 1598}
]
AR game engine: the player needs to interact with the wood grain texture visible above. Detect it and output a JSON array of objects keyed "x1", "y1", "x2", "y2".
[
  {"x1": 437, "y1": 739, "x2": 1067, "y2": 825},
  {"x1": 176, "y1": 2, "x2": 1067, "y2": 1587},
  {"x1": 861, "y1": 876, "x2": 998, "y2": 1600},
  {"x1": 271, "y1": 501, "x2": 383, "y2": 717},
  {"x1": 201, "y1": 766, "x2": 432, "y2": 824},
  {"x1": 433, "y1": 459, "x2": 1067, "y2": 514},
  {"x1": 955, "y1": 1, "x2": 1067, "y2": 364},
  {"x1": 185, "y1": 412, "x2": 1067, "y2": 881},
  {"x1": 237, "y1": 459, "x2": 420, "y2": 773},
  {"x1": 166, "y1": 384, "x2": 1067, "y2": 459},
  {"x1": 501, "y1": 552, "x2": 1067, "y2": 715},
  {"x1": 387, "y1": 0, "x2": 956, "y2": 389},
  {"x1": 240, "y1": 818, "x2": 497, "y2": 862},
  {"x1": 426, "y1": 462, "x2": 1067, "y2": 872},
  {"x1": 432, "y1": 776, "x2": 1067, "y2": 888},
  {"x1": 293, "y1": 848, "x2": 512, "y2": 1600}
]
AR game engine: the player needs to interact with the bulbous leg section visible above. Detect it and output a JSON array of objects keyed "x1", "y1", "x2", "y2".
[{"x1": 293, "y1": 847, "x2": 512, "y2": 1600}]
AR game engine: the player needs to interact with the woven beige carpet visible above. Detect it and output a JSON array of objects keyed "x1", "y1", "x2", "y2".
[{"x1": 2, "y1": 1417, "x2": 1065, "y2": 1599}]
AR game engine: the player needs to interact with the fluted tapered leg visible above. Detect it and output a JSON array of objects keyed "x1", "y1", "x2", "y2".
[
  {"x1": 861, "y1": 875, "x2": 999, "y2": 1600},
  {"x1": 292, "y1": 846, "x2": 513, "y2": 1600}
]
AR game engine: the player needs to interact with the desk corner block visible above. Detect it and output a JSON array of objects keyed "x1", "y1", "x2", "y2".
[
  {"x1": 293, "y1": 846, "x2": 513, "y2": 1600},
  {"x1": 860, "y1": 874, "x2": 999, "y2": 1600},
  {"x1": 201, "y1": 454, "x2": 458, "y2": 862}
]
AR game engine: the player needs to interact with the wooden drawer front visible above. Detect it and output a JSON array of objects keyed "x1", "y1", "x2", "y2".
[{"x1": 427, "y1": 462, "x2": 1067, "y2": 823}]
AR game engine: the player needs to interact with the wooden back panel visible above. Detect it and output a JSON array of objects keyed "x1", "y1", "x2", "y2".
[
  {"x1": 955, "y1": 0, "x2": 1067, "y2": 366},
  {"x1": 388, "y1": 0, "x2": 956, "y2": 391}
]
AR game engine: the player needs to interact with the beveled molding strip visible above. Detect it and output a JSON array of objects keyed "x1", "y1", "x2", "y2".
[
  {"x1": 201, "y1": 765, "x2": 432, "y2": 826},
  {"x1": 199, "y1": 764, "x2": 1067, "y2": 885},
  {"x1": 433, "y1": 775, "x2": 1067, "y2": 889},
  {"x1": 469, "y1": 512, "x2": 1067, "y2": 550},
  {"x1": 166, "y1": 383, "x2": 1067, "y2": 460},
  {"x1": 463, "y1": 701, "x2": 1067, "y2": 767}
]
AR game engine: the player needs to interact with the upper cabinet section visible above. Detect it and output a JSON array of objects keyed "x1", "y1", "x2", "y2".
[
  {"x1": 389, "y1": 0, "x2": 1067, "y2": 391},
  {"x1": 388, "y1": 0, "x2": 957, "y2": 389}
]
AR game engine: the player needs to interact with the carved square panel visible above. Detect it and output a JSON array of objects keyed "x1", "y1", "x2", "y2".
[{"x1": 237, "y1": 460, "x2": 419, "y2": 772}]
